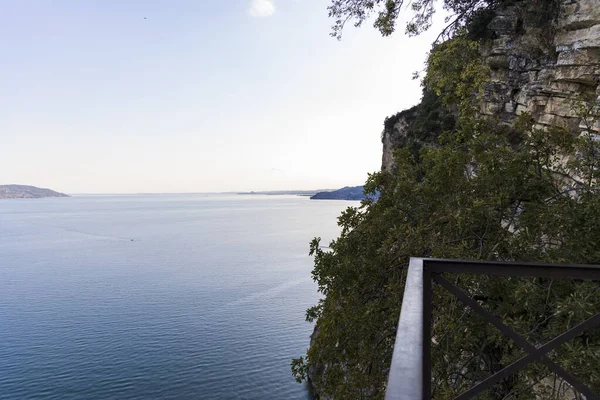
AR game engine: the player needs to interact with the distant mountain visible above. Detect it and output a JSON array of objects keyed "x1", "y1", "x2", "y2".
[
  {"x1": 0, "y1": 185, "x2": 69, "y2": 199},
  {"x1": 310, "y1": 186, "x2": 366, "y2": 200}
]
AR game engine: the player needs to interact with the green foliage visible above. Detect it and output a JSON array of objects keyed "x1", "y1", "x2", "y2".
[
  {"x1": 384, "y1": 90, "x2": 456, "y2": 140},
  {"x1": 298, "y1": 3, "x2": 600, "y2": 398},
  {"x1": 327, "y1": 0, "x2": 498, "y2": 39},
  {"x1": 293, "y1": 109, "x2": 600, "y2": 398},
  {"x1": 384, "y1": 90, "x2": 456, "y2": 157},
  {"x1": 291, "y1": 357, "x2": 308, "y2": 383},
  {"x1": 424, "y1": 33, "x2": 490, "y2": 118},
  {"x1": 327, "y1": 0, "x2": 405, "y2": 39},
  {"x1": 327, "y1": 0, "x2": 561, "y2": 41},
  {"x1": 293, "y1": 28, "x2": 600, "y2": 394},
  {"x1": 464, "y1": 6, "x2": 498, "y2": 41}
]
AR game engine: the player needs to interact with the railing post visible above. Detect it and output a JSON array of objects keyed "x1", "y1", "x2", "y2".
[
  {"x1": 423, "y1": 261, "x2": 432, "y2": 400},
  {"x1": 386, "y1": 258, "x2": 425, "y2": 400}
]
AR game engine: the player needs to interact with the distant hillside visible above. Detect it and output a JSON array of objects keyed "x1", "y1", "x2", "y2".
[
  {"x1": 0, "y1": 185, "x2": 69, "y2": 199},
  {"x1": 310, "y1": 186, "x2": 366, "y2": 200},
  {"x1": 238, "y1": 189, "x2": 331, "y2": 196}
]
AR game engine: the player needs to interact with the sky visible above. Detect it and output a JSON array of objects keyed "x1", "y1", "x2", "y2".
[{"x1": 1, "y1": 0, "x2": 447, "y2": 194}]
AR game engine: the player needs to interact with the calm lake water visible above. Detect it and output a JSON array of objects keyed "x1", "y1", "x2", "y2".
[{"x1": 0, "y1": 194, "x2": 352, "y2": 399}]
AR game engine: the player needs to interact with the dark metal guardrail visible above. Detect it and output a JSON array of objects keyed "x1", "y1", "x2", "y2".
[{"x1": 385, "y1": 258, "x2": 600, "y2": 400}]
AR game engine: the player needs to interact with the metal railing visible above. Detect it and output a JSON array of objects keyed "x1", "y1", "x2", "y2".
[{"x1": 385, "y1": 258, "x2": 600, "y2": 400}]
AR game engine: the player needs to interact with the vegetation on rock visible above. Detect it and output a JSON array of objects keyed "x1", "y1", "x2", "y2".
[
  {"x1": 295, "y1": 100, "x2": 600, "y2": 400},
  {"x1": 293, "y1": 1, "x2": 600, "y2": 397},
  {"x1": 383, "y1": 89, "x2": 456, "y2": 158}
]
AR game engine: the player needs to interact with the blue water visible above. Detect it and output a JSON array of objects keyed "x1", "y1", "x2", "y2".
[{"x1": 0, "y1": 194, "x2": 351, "y2": 399}]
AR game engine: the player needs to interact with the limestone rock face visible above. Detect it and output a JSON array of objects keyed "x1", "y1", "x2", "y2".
[
  {"x1": 306, "y1": 325, "x2": 333, "y2": 400},
  {"x1": 381, "y1": 0, "x2": 600, "y2": 171},
  {"x1": 381, "y1": 114, "x2": 412, "y2": 172},
  {"x1": 479, "y1": 0, "x2": 600, "y2": 132}
]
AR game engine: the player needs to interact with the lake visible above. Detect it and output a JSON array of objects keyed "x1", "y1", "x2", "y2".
[{"x1": 0, "y1": 194, "x2": 353, "y2": 399}]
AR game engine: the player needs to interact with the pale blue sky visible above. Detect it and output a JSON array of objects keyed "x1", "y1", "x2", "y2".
[{"x1": 1, "y1": 0, "x2": 445, "y2": 193}]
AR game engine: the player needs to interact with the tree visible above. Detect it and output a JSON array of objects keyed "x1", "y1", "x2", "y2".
[
  {"x1": 293, "y1": 29, "x2": 600, "y2": 399},
  {"x1": 293, "y1": 109, "x2": 600, "y2": 400},
  {"x1": 328, "y1": 0, "x2": 500, "y2": 39},
  {"x1": 327, "y1": 0, "x2": 560, "y2": 40}
]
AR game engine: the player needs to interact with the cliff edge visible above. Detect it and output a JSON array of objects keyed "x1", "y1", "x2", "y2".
[{"x1": 382, "y1": 0, "x2": 600, "y2": 171}]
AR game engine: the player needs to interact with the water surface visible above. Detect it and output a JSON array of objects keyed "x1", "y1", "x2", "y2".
[{"x1": 0, "y1": 194, "x2": 352, "y2": 399}]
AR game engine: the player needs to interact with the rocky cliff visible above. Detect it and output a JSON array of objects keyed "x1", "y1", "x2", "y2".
[{"x1": 382, "y1": 0, "x2": 600, "y2": 171}]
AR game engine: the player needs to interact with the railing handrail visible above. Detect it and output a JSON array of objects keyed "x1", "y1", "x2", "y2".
[
  {"x1": 386, "y1": 258, "x2": 425, "y2": 400},
  {"x1": 385, "y1": 258, "x2": 600, "y2": 400}
]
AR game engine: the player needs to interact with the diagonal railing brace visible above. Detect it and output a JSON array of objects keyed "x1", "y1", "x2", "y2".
[{"x1": 434, "y1": 274, "x2": 600, "y2": 400}]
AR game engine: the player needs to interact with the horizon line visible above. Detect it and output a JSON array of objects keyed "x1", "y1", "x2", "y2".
[{"x1": 66, "y1": 188, "x2": 348, "y2": 196}]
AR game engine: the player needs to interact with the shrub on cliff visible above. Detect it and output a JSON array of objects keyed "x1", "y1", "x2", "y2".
[
  {"x1": 383, "y1": 89, "x2": 456, "y2": 158},
  {"x1": 293, "y1": 106, "x2": 600, "y2": 399},
  {"x1": 293, "y1": 16, "x2": 600, "y2": 397}
]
